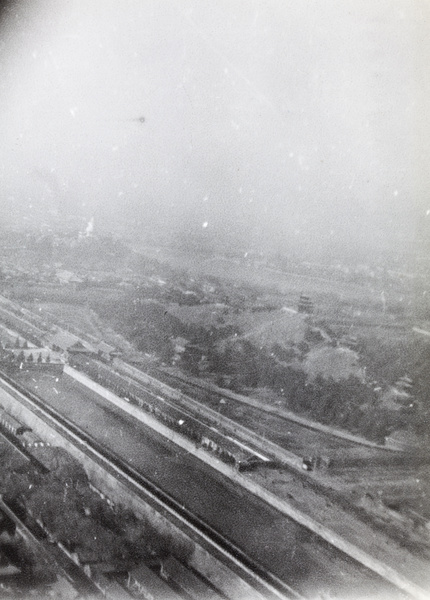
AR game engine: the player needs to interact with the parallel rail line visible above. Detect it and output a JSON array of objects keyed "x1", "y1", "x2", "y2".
[{"x1": 0, "y1": 369, "x2": 302, "y2": 600}]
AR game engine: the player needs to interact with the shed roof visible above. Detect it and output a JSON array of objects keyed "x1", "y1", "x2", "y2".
[
  {"x1": 97, "y1": 341, "x2": 116, "y2": 354},
  {"x1": 49, "y1": 331, "x2": 95, "y2": 353}
]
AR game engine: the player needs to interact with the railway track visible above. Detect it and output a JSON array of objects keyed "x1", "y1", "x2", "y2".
[
  {"x1": 0, "y1": 369, "x2": 303, "y2": 600},
  {"x1": 2, "y1": 368, "x2": 427, "y2": 600}
]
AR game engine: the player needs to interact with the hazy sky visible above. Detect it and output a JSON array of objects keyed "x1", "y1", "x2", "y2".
[{"x1": 0, "y1": 0, "x2": 429, "y2": 258}]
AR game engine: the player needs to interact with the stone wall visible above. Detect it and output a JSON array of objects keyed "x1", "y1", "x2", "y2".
[{"x1": 0, "y1": 376, "x2": 265, "y2": 600}]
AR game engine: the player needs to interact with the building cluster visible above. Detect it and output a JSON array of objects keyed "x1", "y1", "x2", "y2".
[
  {"x1": 0, "y1": 294, "x2": 119, "y2": 374},
  {"x1": 48, "y1": 330, "x2": 119, "y2": 362}
]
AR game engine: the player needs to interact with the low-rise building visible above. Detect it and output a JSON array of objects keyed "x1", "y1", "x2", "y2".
[
  {"x1": 96, "y1": 341, "x2": 120, "y2": 362},
  {"x1": 48, "y1": 331, "x2": 96, "y2": 358}
]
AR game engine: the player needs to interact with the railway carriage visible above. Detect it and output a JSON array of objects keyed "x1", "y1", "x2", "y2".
[
  {"x1": 20, "y1": 430, "x2": 48, "y2": 448},
  {"x1": 0, "y1": 409, "x2": 30, "y2": 436}
]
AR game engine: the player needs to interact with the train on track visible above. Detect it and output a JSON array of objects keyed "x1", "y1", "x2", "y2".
[
  {"x1": 70, "y1": 355, "x2": 274, "y2": 472},
  {"x1": 0, "y1": 405, "x2": 49, "y2": 449},
  {"x1": 0, "y1": 369, "x2": 303, "y2": 600}
]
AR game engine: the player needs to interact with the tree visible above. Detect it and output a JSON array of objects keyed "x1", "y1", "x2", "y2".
[
  {"x1": 37, "y1": 352, "x2": 43, "y2": 363},
  {"x1": 37, "y1": 447, "x2": 88, "y2": 487},
  {"x1": 27, "y1": 353, "x2": 34, "y2": 363}
]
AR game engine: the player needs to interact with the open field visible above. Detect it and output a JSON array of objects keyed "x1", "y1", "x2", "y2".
[
  {"x1": 31, "y1": 302, "x2": 105, "y2": 339},
  {"x1": 303, "y1": 346, "x2": 364, "y2": 382}
]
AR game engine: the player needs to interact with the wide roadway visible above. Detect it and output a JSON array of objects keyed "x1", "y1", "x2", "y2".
[{"x1": 15, "y1": 370, "x2": 406, "y2": 600}]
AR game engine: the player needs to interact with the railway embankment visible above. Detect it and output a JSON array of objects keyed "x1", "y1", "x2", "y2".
[
  {"x1": 65, "y1": 365, "x2": 430, "y2": 600},
  {"x1": 0, "y1": 367, "x2": 430, "y2": 600},
  {"x1": 0, "y1": 374, "x2": 271, "y2": 600},
  {"x1": 157, "y1": 366, "x2": 404, "y2": 451}
]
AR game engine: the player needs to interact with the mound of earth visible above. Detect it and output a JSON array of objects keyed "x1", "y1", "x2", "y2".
[{"x1": 303, "y1": 346, "x2": 364, "y2": 382}]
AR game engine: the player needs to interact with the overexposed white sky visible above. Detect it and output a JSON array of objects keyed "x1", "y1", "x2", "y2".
[{"x1": 0, "y1": 0, "x2": 429, "y2": 258}]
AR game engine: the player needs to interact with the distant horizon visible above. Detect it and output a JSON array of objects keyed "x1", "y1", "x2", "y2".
[{"x1": 0, "y1": 212, "x2": 423, "y2": 270}]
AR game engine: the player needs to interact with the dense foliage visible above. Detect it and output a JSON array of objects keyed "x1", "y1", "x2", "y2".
[{"x1": 0, "y1": 443, "x2": 192, "y2": 570}]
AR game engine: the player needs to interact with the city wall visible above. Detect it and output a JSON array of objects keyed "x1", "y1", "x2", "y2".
[
  {"x1": 0, "y1": 376, "x2": 265, "y2": 600},
  {"x1": 61, "y1": 367, "x2": 430, "y2": 600}
]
